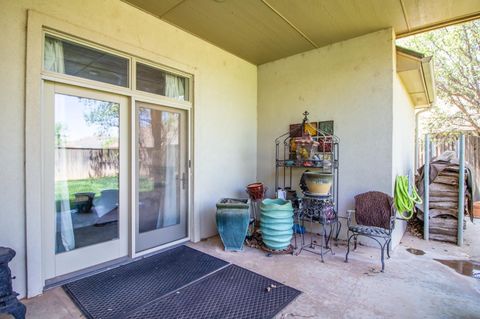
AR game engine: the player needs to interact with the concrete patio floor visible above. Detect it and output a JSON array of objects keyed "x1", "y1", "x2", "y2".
[{"x1": 3, "y1": 220, "x2": 479, "y2": 319}]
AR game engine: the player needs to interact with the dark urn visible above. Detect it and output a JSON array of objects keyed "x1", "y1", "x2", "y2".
[{"x1": 0, "y1": 247, "x2": 26, "y2": 319}]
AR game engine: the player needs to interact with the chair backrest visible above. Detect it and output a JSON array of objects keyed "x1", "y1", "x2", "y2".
[{"x1": 354, "y1": 191, "x2": 393, "y2": 230}]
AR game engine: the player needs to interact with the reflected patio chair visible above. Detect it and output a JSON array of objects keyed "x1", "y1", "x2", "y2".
[
  {"x1": 344, "y1": 191, "x2": 395, "y2": 272},
  {"x1": 93, "y1": 189, "x2": 119, "y2": 218}
]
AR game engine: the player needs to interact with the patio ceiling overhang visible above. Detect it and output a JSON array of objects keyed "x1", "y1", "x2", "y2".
[
  {"x1": 396, "y1": 46, "x2": 435, "y2": 108},
  {"x1": 122, "y1": 0, "x2": 480, "y2": 65}
]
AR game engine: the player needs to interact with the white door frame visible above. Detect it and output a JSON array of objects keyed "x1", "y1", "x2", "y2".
[{"x1": 25, "y1": 10, "x2": 198, "y2": 297}]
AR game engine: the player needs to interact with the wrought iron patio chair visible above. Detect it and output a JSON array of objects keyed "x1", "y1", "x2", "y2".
[{"x1": 344, "y1": 191, "x2": 395, "y2": 272}]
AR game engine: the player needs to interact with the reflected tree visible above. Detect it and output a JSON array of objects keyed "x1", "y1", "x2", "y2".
[
  {"x1": 80, "y1": 98, "x2": 120, "y2": 179},
  {"x1": 55, "y1": 122, "x2": 68, "y2": 147},
  {"x1": 138, "y1": 108, "x2": 180, "y2": 230}
]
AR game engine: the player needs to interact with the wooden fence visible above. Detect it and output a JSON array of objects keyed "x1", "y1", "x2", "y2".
[{"x1": 417, "y1": 135, "x2": 479, "y2": 201}]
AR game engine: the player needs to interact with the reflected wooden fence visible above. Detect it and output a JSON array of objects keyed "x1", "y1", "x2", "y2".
[
  {"x1": 55, "y1": 146, "x2": 179, "y2": 181},
  {"x1": 55, "y1": 147, "x2": 119, "y2": 181},
  {"x1": 417, "y1": 135, "x2": 479, "y2": 201}
]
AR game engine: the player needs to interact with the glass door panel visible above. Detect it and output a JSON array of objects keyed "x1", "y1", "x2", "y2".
[
  {"x1": 43, "y1": 83, "x2": 129, "y2": 278},
  {"x1": 136, "y1": 102, "x2": 188, "y2": 252},
  {"x1": 55, "y1": 93, "x2": 120, "y2": 253}
]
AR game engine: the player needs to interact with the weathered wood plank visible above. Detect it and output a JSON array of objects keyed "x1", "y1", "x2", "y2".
[
  {"x1": 429, "y1": 218, "x2": 466, "y2": 228},
  {"x1": 417, "y1": 209, "x2": 456, "y2": 219},
  {"x1": 430, "y1": 202, "x2": 459, "y2": 209},
  {"x1": 417, "y1": 208, "x2": 468, "y2": 220},
  {"x1": 430, "y1": 227, "x2": 457, "y2": 236},
  {"x1": 430, "y1": 191, "x2": 458, "y2": 197},
  {"x1": 430, "y1": 183, "x2": 458, "y2": 192},
  {"x1": 430, "y1": 233, "x2": 456, "y2": 243},
  {"x1": 444, "y1": 166, "x2": 460, "y2": 172},
  {"x1": 429, "y1": 196, "x2": 458, "y2": 203},
  {"x1": 433, "y1": 175, "x2": 458, "y2": 185},
  {"x1": 438, "y1": 171, "x2": 460, "y2": 177},
  {"x1": 429, "y1": 209, "x2": 458, "y2": 218}
]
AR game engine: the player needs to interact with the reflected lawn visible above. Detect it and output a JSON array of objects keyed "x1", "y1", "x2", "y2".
[{"x1": 55, "y1": 176, "x2": 154, "y2": 205}]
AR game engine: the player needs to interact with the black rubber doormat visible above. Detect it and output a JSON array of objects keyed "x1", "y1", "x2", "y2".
[
  {"x1": 125, "y1": 265, "x2": 301, "y2": 319},
  {"x1": 63, "y1": 245, "x2": 228, "y2": 319}
]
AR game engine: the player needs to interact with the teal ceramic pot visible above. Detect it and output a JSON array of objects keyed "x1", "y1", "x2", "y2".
[
  {"x1": 260, "y1": 199, "x2": 294, "y2": 250},
  {"x1": 216, "y1": 198, "x2": 250, "y2": 251}
]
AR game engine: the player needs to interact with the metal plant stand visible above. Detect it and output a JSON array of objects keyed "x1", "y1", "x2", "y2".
[
  {"x1": 245, "y1": 184, "x2": 267, "y2": 236},
  {"x1": 295, "y1": 195, "x2": 339, "y2": 262},
  {"x1": 274, "y1": 111, "x2": 340, "y2": 256},
  {"x1": 0, "y1": 247, "x2": 26, "y2": 319},
  {"x1": 274, "y1": 111, "x2": 339, "y2": 207}
]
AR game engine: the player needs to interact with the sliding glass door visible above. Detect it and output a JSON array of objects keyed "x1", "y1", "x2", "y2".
[
  {"x1": 135, "y1": 102, "x2": 189, "y2": 252},
  {"x1": 43, "y1": 82, "x2": 129, "y2": 278},
  {"x1": 42, "y1": 84, "x2": 190, "y2": 278}
]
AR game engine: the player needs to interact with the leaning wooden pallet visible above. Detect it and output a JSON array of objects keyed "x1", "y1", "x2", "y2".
[{"x1": 416, "y1": 156, "x2": 473, "y2": 244}]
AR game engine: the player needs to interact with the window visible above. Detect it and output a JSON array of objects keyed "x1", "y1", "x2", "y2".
[
  {"x1": 44, "y1": 35, "x2": 129, "y2": 87},
  {"x1": 136, "y1": 63, "x2": 189, "y2": 101},
  {"x1": 43, "y1": 34, "x2": 192, "y2": 101}
]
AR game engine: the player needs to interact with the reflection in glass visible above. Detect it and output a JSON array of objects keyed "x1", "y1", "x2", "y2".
[
  {"x1": 136, "y1": 63, "x2": 189, "y2": 101},
  {"x1": 55, "y1": 94, "x2": 120, "y2": 253},
  {"x1": 138, "y1": 108, "x2": 180, "y2": 233},
  {"x1": 44, "y1": 35, "x2": 129, "y2": 87}
]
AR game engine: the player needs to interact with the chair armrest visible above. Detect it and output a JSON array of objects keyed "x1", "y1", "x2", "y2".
[{"x1": 346, "y1": 209, "x2": 355, "y2": 228}]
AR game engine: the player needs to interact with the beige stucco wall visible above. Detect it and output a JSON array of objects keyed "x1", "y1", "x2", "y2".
[
  {"x1": 391, "y1": 73, "x2": 416, "y2": 247},
  {"x1": 0, "y1": 0, "x2": 417, "y2": 298},
  {"x1": 0, "y1": 0, "x2": 257, "y2": 297},
  {"x1": 257, "y1": 29, "x2": 396, "y2": 239}
]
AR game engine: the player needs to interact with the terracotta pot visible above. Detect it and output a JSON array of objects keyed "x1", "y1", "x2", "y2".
[
  {"x1": 474, "y1": 202, "x2": 480, "y2": 219},
  {"x1": 246, "y1": 182, "x2": 264, "y2": 200}
]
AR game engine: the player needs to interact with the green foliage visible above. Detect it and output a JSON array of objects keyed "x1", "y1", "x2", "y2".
[
  {"x1": 398, "y1": 20, "x2": 480, "y2": 136},
  {"x1": 81, "y1": 98, "x2": 120, "y2": 138},
  {"x1": 55, "y1": 122, "x2": 68, "y2": 147}
]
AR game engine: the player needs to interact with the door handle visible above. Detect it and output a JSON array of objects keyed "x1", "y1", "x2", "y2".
[{"x1": 178, "y1": 172, "x2": 187, "y2": 190}]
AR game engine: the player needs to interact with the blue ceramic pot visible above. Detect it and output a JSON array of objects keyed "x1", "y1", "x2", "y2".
[
  {"x1": 260, "y1": 199, "x2": 294, "y2": 250},
  {"x1": 216, "y1": 198, "x2": 250, "y2": 251}
]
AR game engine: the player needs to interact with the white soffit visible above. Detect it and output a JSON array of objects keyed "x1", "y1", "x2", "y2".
[{"x1": 396, "y1": 46, "x2": 435, "y2": 108}]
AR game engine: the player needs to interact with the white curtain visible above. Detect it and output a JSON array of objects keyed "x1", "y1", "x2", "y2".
[
  {"x1": 159, "y1": 144, "x2": 179, "y2": 228},
  {"x1": 55, "y1": 100, "x2": 75, "y2": 251},
  {"x1": 165, "y1": 74, "x2": 185, "y2": 100},
  {"x1": 56, "y1": 149, "x2": 75, "y2": 251},
  {"x1": 44, "y1": 37, "x2": 65, "y2": 73}
]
